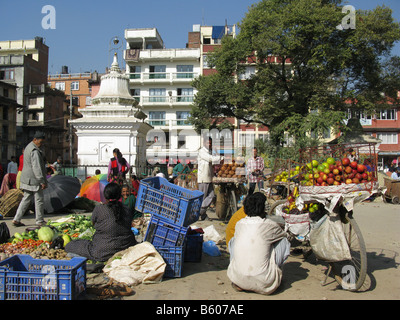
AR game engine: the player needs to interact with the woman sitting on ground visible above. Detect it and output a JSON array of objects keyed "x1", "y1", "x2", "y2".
[
  {"x1": 227, "y1": 192, "x2": 290, "y2": 295},
  {"x1": 65, "y1": 182, "x2": 137, "y2": 262}
]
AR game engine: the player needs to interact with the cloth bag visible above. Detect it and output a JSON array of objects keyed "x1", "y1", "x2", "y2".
[
  {"x1": 309, "y1": 212, "x2": 352, "y2": 262},
  {"x1": 103, "y1": 242, "x2": 166, "y2": 286}
]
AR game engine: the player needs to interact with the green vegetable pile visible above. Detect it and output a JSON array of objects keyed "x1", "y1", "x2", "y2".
[{"x1": 47, "y1": 214, "x2": 96, "y2": 240}]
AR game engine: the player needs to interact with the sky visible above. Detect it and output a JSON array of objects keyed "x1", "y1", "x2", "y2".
[{"x1": 0, "y1": 0, "x2": 399, "y2": 75}]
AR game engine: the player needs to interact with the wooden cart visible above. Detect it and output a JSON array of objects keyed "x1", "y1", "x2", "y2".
[{"x1": 383, "y1": 177, "x2": 400, "y2": 204}]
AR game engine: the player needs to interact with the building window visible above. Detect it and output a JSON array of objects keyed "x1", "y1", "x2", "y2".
[
  {"x1": 28, "y1": 97, "x2": 37, "y2": 105},
  {"x1": 376, "y1": 109, "x2": 397, "y2": 120},
  {"x1": 377, "y1": 132, "x2": 398, "y2": 144},
  {"x1": 71, "y1": 82, "x2": 79, "y2": 91},
  {"x1": 149, "y1": 65, "x2": 166, "y2": 79},
  {"x1": 149, "y1": 111, "x2": 166, "y2": 126},
  {"x1": 130, "y1": 66, "x2": 141, "y2": 79},
  {"x1": 176, "y1": 65, "x2": 193, "y2": 78},
  {"x1": 131, "y1": 88, "x2": 140, "y2": 102},
  {"x1": 203, "y1": 55, "x2": 212, "y2": 69},
  {"x1": 177, "y1": 88, "x2": 193, "y2": 102},
  {"x1": 0, "y1": 68, "x2": 15, "y2": 80},
  {"x1": 55, "y1": 82, "x2": 65, "y2": 90},
  {"x1": 2, "y1": 106, "x2": 8, "y2": 120},
  {"x1": 149, "y1": 88, "x2": 166, "y2": 102},
  {"x1": 238, "y1": 66, "x2": 256, "y2": 80},
  {"x1": 176, "y1": 111, "x2": 191, "y2": 125}
]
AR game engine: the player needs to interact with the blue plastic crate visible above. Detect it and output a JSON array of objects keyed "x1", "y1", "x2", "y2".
[
  {"x1": 145, "y1": 215, "x2": 188, "y2": 247},
  {"x1": 0, "y1": 254, "x2": 87, "y2": 300},
  {"x1": 156, "y1": 246, "x2": 184, "y2": 278},
  {"x1": 135, "y1": 177, "x2": 204, "y2": 227},
  {"x1": 184, "y1": 233, "x2": 203, "y2": 263}
]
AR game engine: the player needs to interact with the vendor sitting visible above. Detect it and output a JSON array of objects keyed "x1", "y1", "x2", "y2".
[
  {"x1": 227, "y1": 192, "x2": 290, "y2": 295},
  {"x1": 65, "y1": 183, "x2": 137, "y2": 262},
  {"x1": 121, "y1": 184, "x2": 142, "y2": 219}
]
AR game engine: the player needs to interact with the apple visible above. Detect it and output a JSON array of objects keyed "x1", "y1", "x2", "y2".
[
  {"x1": 352, "y1": 178, "x2": 360, "y2": 184},
  {"x1": 345, "y1": 166, "x2": 352, "y2": 174},
  {"x1": 350, "y1": 161, "x2": 358, "y2": 169},
  {"x1": 345, "y1": 179, "x2": 353, "y2": 184},
  {"x1": 348, "y1": 173, "x2": 355, "y2": 179},
  {"x1": 342, "y1": 158, "x2": 350, "y2": 166},
  {"x1": 314, "y1": 173, "x2": 320, "y2": 179},
  {"x1": 332, "y1": 168, "x2": 339, "y2": 175},
  {"x1": 329, "y1": 164, "x2": 336, "y2": 172},
  {"x1": 357, "y1": 164, "x2": 365, "y2": 173},
  {"x1": 323, "y1": 168, "x2": 330, "y2": 174},
  {"x1": 317, "y1": 165, "x2": 325, "y2": 172},
  {"x1": 308, "y1": 173, "x2": 314, "y2": 180},
  {"x1": 317, "y1": 177, "x2": 324, "y2": 184},
  {"x1": 322, "y1": 162, "x2": 329, "y2": 169},
  {"x1": 321, "y1": 182, "x2": 328, "y2": 186},
  {"x1": 335, "y1": 175, "x2": 342, "y2": 181},
  {"x1": 312, "y1": 160, "x2": 319, "y2": 168},
  {"x1": 337, "y1": 165, "x2": 343, "y2": 172},
  {"x1": 327, "y1": 177, "x2": 334, "y2": 185},
  {"x1": 322, "y1": 174, "x2": 328, "y2": 181},
  {"x1": 333, "y1": 180, "x2": 341, "y2": 185},
  {"x1": 362, "y1": 172, "x2": 368, "y2": 180},
  {"x1": 328, "y1": 173, "x2": 334, "y2": 178},
  {"x1": 327, "y1": 157, "x2": 336, "y2": 165},
  {"x1": 352, "y1": 169, "x2": 358, "y2": 174},
  {"x1": 361, "y1": 180, "x2": 368, "y2": 183},
  {"x1": 355, "y1": 173, "x2": 362, "y2": 180},
  {"x1": 306, "y1": 162, "x2": 313, "y2": 170}
]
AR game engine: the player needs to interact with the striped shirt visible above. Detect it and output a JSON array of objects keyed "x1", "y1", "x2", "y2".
[{"x1": 247, "y1": 156, "x2": 264, "y2": 183}]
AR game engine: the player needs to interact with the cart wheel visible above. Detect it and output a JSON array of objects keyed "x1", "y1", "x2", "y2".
[
  {"x1": 224, "y1": 189, "x2": 237, "y2": 223},
  {"x1": 392, "y1": 196, "x2": 399, "y2": 204},
  {"x1": 330, "y1": 213, "x2": 367, "y2": 291},
  {"x1": 268, "y1": 199, "x2": 287, "y2": 216}
]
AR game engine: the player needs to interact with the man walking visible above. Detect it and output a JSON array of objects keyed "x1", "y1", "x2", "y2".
[
  {"x1": 197, "y1": 137, "x2": 223, "y2": 221},
  {"x1": 247, "y1": 147, "x2": 265, "y2": 195},
  {"x1": 12, "y1": 132, "x2": 48, "y2": 227}
]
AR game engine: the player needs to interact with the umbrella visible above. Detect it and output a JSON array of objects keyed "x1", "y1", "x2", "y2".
[
  {"x1": 79, "y1": 174, "x2": 109, "y2": 203},
  {"x1": 43, "y1": 175, "x2": 81, "y2": 213}
]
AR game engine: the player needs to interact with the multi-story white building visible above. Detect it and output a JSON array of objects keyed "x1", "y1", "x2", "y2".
[{"x1": 124, "y1": 28, "x2": 201, "y2": 164}]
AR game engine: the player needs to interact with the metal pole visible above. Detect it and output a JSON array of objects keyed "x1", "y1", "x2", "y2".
[{"x1": 69, "y1": 87, "x2": 73, "y2": 165}]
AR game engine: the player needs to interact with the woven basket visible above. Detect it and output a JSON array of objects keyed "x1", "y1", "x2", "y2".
[{"x1": 0, "y1": 189, "x2": 23, "y2": 217}]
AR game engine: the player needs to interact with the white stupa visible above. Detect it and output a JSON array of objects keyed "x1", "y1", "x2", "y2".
[{"x1": 70, "y1": 53, "x2": 152, "y2": 176}]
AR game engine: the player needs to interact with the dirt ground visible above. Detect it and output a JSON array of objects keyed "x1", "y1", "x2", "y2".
[
  {"x1": 3, "y1": 198, "x2": 399, "y2": 302},
  {"x1": 118, "y1": 199, "x2": 400, "y2": 301}
]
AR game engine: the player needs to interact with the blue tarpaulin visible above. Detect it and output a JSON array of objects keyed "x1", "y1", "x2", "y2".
[{"x1": 212, "y1": 26, "x2": 225, "y2": 39}]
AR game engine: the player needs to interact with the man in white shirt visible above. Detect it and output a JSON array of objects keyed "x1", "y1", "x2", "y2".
[
  {"x1": 7, "y1": 156, "x2": 18, "y2": 175},
  {"x1": 391, "y1": 167, "x2": 400, "y2": 180},
  {"x1": 197, "y1": 137, "x2": 223, "y2": 221},
  {"x1": 227, "y1": 192, "x2": 290, "y2": 295}
]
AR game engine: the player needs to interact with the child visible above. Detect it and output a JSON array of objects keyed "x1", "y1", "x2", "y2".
[{"x1": 121, "y1": 184, "x2": 141, "y2": 219}]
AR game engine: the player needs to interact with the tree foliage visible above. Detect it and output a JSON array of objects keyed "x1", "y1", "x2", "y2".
[{"x1": 190, "y1": 0, "x2": 400, "y2": 147}]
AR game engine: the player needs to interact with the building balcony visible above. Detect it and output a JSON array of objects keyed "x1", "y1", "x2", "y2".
[
  {"x1": 145, "y1": 118, "x2": 193, "y2": 129},
  {"x1": 125, "y1": 48, "x2": 200, "y2": 62},
  {"x1": 134, "y1": 95, "x2": 194, "y2": 106},
  {"x1": 128, "y1": 72, "x2": 199, "y2": 84}
]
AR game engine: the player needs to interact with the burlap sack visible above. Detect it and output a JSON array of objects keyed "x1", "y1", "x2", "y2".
[{"x1": 0, "y1": 189, "x2": 23, "y2": 217}]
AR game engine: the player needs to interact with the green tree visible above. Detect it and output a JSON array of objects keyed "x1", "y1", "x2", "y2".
[{"x1": 190, "y1": 0, "x2": 400, "y2": 152}]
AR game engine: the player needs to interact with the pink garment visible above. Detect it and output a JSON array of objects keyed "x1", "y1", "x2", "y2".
[{"x1": 0, "y1": 173, "x2": 17, "y2": 196}]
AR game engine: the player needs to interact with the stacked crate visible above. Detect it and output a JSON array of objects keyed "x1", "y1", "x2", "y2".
[{"x1": 135, "y1": 177, "x2": 204, "y2": 277}]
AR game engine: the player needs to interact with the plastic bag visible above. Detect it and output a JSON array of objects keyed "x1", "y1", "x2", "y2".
[
  {"x1": 203, "y1": 240, "x2": 221, "y2": 256},
  {"x1": 309, "y1": 213, "x2": 352, "y2": 262},
  {"x1": 0, "y1": 222, "x2": 10, "y2": 244},
  {"x1": 203, "y1": 225, "x2": 223, "y2": 244}
]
